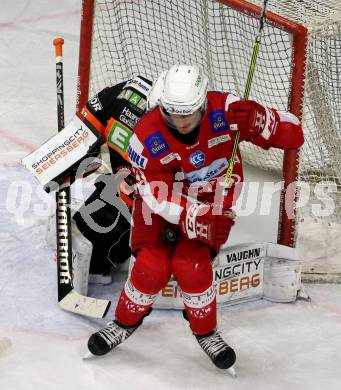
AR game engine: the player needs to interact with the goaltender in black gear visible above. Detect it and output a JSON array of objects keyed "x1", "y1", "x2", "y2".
[{"x1": 72, "y1": 76, "x2": 153, "y2": 286}]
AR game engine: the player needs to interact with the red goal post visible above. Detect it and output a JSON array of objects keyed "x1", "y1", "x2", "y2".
[{"x1": 76, "y1": 0, "x2": 308, "y2": 248}]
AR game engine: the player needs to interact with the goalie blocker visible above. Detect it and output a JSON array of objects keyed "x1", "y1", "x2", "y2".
[{"x1": 22, "y1": 115, "x2": 102, "y2": 192}]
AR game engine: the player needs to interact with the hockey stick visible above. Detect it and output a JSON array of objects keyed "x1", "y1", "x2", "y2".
[
  {"x1": 53, "y1": 37, "x2": 111, "y2": 318},
  {"x1": 224, "y1": 0, "x2": 269, "y2": 191}
]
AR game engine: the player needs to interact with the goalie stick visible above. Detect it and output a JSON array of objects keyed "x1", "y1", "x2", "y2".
[{"x1": 53, "y1": 37, "x2": 111, "y2": 318}]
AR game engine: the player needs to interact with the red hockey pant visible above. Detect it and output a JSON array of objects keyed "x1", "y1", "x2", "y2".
[{"x1": 115, "y1": 239, "x2": 216, "y2": 335}]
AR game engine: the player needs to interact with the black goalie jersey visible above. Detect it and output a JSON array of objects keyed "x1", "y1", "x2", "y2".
[
  {"x1": 73, "y1": 76, "x2": 152, "y2": 268},
  {"x1": 79, "y1": 76, "x2": 153, "y2": 174}
]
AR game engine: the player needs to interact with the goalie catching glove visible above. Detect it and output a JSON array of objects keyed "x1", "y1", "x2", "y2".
[
  {"x1": 179, "y1": 203, "x2": 235, "y2": 249},
  {"x1": 226, "y1": 100, "x2": 280, "y2": 141}
]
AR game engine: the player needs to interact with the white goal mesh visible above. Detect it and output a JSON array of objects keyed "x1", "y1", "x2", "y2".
[
  {"x1": 79, "y1": 0, "x2": 341, "y2": 281},
  {"x1": 247, "y1": 0, "x2": 341, "y2": 221}
]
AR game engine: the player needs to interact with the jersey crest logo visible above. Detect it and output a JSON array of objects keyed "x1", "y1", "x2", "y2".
[
  {"x1": 144, "y1": 131, "x2": 170, "y2": 157},
  {"x1": 189, "y1": 150, "x2": 205, "y2": 168},
  {"x1": 209, "y1": 110, "x2": 228, "y2": 133}
]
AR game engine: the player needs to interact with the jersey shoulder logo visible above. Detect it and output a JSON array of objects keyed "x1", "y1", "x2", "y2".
[
  {"x1": 209, "y1": 109, "x2": 229, "y2": 133},
  {"x1": 128, "y1": 134, "x2": 148, "y2": 169},
  {"x1": 128, "y1": 145, "x2": 147, "y2": 169},
  {"x1": 144, "y1": 131, "x2": 170, "y2": 157},
  {"x1": 189, "y1": 150, "x2": 205, "y2": 168}
]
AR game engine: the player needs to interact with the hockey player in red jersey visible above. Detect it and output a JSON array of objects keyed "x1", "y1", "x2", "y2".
[{"x1": 87, "y1": 65, "x2": 304, "y2": 370}]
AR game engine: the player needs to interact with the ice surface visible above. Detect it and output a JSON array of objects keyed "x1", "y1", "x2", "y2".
[{"x1": 1, "y1": 1, "x2": 341, "y2": 389}]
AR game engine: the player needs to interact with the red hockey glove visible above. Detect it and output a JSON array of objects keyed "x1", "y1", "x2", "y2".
[
  {"x1": 180, "y1": 203, "x2": 235, "y2": 249},
  {"x1": 226, "y1": 100, "x2": 280, "y2": 140}
]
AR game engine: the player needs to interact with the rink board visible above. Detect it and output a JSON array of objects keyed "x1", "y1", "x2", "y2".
[{"x1": 154, "y1": 243, "x2": 266, "y2": 309}]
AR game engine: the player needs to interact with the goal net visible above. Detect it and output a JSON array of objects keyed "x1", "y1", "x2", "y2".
[{"x1": 77, "y1": 0, "x2": 341, "y2": 281}]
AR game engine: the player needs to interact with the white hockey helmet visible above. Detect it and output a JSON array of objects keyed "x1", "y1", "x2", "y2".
[
  {"x1": 146, "y1": 70, "x2": 167, "y2": 111},
  {"x1": 159, "y1": 64, "x2": 208, "y2": 130}
]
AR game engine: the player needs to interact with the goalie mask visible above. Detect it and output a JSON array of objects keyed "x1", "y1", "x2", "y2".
[{"x1": 159, "y1": 64, "x2": 208, "y2": 133}]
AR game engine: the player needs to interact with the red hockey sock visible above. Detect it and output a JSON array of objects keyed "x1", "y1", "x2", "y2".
[
  {"x1": 183, "y1": 295, "x2": 217, "y2": 335},
  {"x1": 115, "y1": 246, "x2": 172, "y2": 326},
  {"x1": 115, "y1": 279, "x2": 157, "y2": 326}
]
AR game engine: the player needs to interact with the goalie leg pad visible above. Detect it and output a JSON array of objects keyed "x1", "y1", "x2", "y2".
[
  {"x1": 73, "y1": 182, "x2": 132, "y2": 272},
  {"x1": 263, "y1": 243, "x2": 303, "y2": 303},
  {"x1": 71, "y1": 220, "x2": 92, "y2": 295}
]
